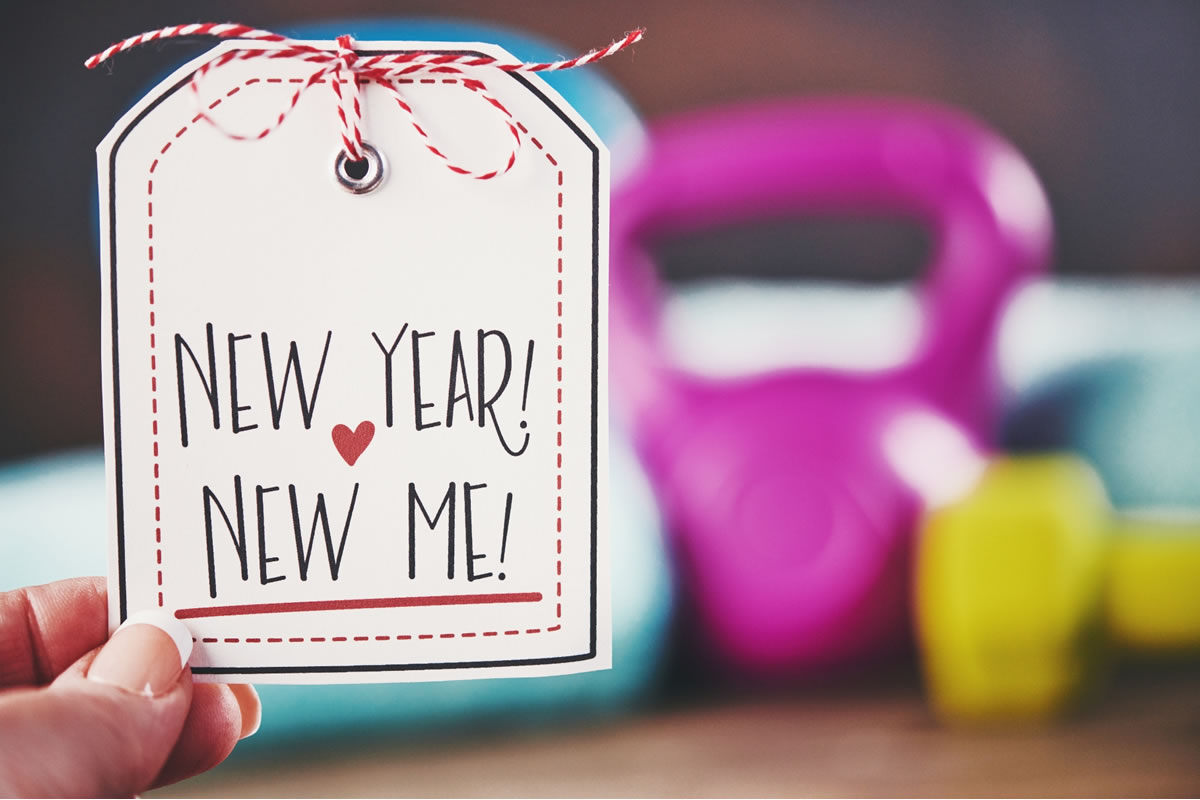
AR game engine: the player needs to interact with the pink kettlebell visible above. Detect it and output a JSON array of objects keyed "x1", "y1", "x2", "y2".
[{"x1": 611, "y1": 100, "x2": 1052, "y2": 674}]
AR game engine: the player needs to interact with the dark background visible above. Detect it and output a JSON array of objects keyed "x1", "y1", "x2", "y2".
[{"x1": 3, "y1": 0, "x2": 1199, "y2": 460}]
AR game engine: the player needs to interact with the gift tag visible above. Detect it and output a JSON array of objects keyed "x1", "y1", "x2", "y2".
[{"x1": 93, "y1": 29, "x2": 633, "y2": 682}]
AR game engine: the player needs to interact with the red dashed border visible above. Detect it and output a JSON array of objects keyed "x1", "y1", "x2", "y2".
[
  {"x1": 148, "y1": 160, "x2": 162, "y2": 606},
  {"x1": 148, "y1": 76, "x2": 567, "y2": 640}
]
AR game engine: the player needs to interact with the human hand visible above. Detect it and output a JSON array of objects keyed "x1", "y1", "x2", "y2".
[{"x1": 0, "y1": 577, "x2": 260, "y2": 797}]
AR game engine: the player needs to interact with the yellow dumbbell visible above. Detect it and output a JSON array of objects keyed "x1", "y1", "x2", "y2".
[{"x1": 915, "y1": 453, "x2": 1200, "y2": 722}]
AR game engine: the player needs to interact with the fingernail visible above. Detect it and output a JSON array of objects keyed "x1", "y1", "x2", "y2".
[
  {"x1": 88, "y1": 609, "x2": 193, "y2": 696},
  {"x1": 229, "y1": 684, "x2": 262, "y2": 739}
]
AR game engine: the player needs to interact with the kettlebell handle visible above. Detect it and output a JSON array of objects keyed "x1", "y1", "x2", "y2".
[{"x1": 611, "y1": 100, "x2": 1053, "y2": 433}]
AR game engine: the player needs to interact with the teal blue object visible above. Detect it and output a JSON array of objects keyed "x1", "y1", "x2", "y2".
[
  {"x1": 1002, "y1": 353, "x2": 1200, "y2": 509},
  {"x1": 0, "y1": 450, "x2": 108, "y2": 588},
  {"x1": 0, "y1": 430, "x2": 674, "y2": 749},
  {"x1": 31, "y1": 19, "x2": 670, "y2": 749}
]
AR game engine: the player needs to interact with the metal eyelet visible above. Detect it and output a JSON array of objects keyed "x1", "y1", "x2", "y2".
[{"x1": 335, "y1": 143, "x2": 385, "y2": 194}]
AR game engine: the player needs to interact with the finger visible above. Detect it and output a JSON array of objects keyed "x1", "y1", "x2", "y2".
[
  {"x1": 153, "y1": 683, "x2": 260, "y2": 788},
  {"x1": 229, "y1": 683, "x2": 263, "y2": 739},
  {"x1": 0, "y1": 610, "x2": 192, "y2": 797},
  {"x1": 0, "y1": 577, "x2": 107, "y2": 688}
]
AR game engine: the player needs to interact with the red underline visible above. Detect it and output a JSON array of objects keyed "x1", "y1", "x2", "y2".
[{"x1": 174, "y1": 592, "x2": 543, "y2": 619}]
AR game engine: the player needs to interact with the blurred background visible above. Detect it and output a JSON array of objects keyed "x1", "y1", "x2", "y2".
[{"x1": 3, "y1": 0, "x2": 1200, "y2": 796}]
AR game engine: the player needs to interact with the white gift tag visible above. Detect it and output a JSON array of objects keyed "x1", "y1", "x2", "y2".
[{"x1": 97, "y1": 38, "x2": 610, "y2": 682}]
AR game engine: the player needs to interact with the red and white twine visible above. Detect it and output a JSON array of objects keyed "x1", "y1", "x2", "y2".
[{"x1": 86, "y1": 23, "x2": 644, "y2": 179}]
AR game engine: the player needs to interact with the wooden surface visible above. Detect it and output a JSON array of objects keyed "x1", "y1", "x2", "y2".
[{"x1": 153, "y1": 670, "x2": 1200, "y2": 798}]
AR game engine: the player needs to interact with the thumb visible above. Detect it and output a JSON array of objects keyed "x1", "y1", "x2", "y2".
[{"x1": 0, "y1": 611, "x2": 194, "y2": 798}]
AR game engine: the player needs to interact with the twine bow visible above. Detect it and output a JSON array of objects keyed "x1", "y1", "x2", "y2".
[{"x1": 86, "y1": 23, "x2": 644, "y2": 179}]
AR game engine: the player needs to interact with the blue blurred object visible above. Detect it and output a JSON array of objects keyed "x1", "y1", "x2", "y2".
[
  {"x1": 24, "y1": 18, "x2": 671, "y2": 750},
  {"x1": 992, "y1": 279, "x2": 1200, "y2": 508},
  {"x1": 1002, "y1": 352, "x2": 1200, "y2": 509},
  {"x1": 0, "y1": 429, "x2": 674, "y2": 748}
]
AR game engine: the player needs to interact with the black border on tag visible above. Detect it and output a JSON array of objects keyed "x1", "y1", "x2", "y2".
[{"x1": 107, "y1": 49, "x2": 601, "y2": 674}]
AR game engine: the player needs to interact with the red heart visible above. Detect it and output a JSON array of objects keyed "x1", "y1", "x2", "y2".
[{"x1": 331, "y1": 421, "x2": 375, "y2": 466}]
